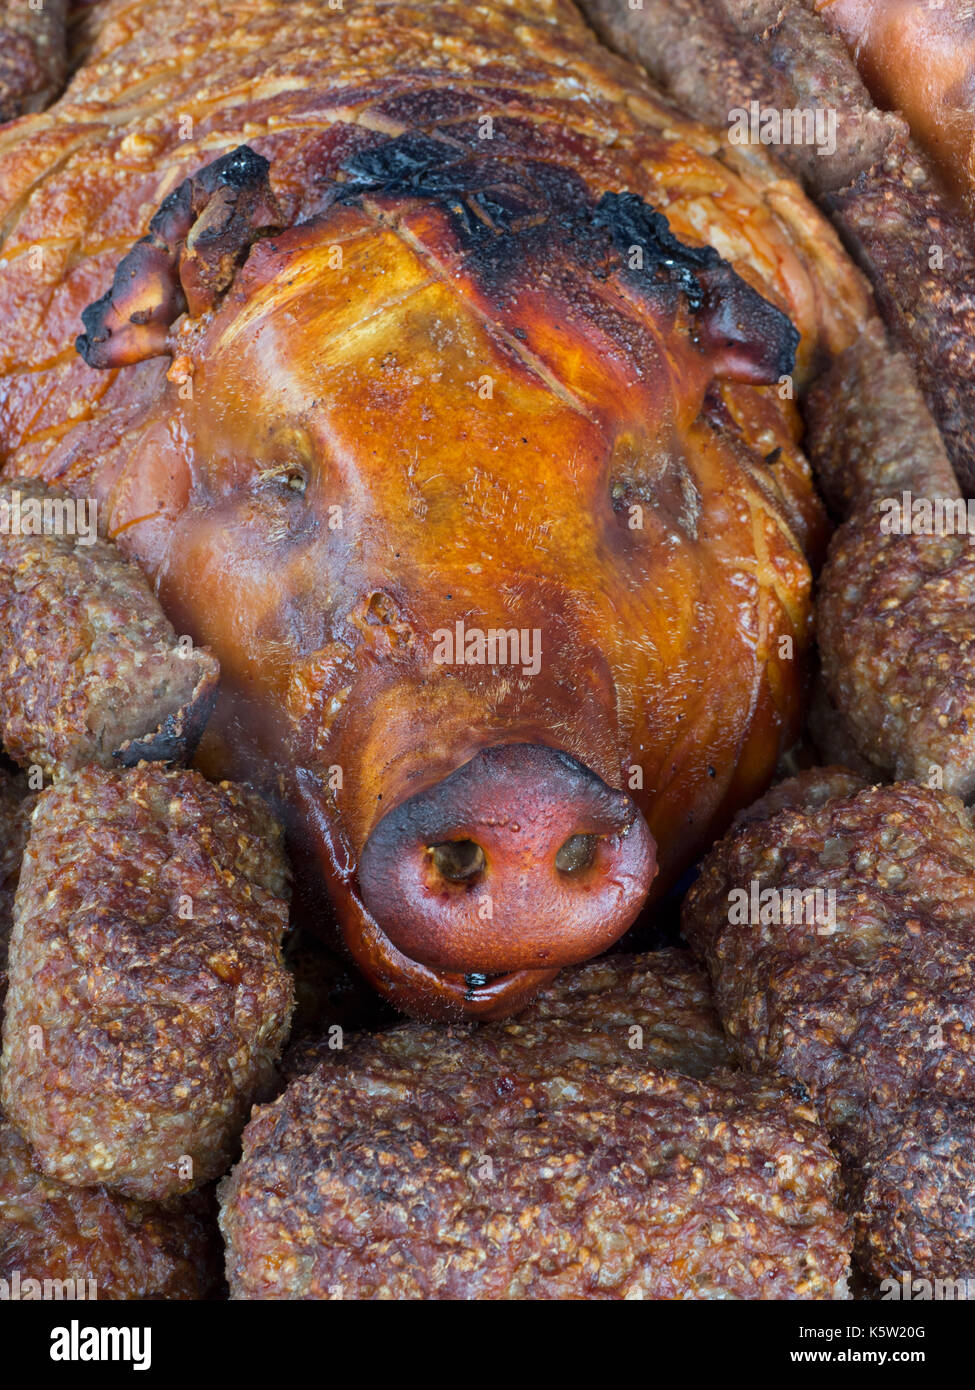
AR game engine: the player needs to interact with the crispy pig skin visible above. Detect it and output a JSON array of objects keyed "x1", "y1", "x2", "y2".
[
  {"x1": 682, "y1": 774, "x2": 975, "y2": 1281},
  {"x1": 582, "y1": 0, "x2": 975, "y2": 492},
  {"x1": 0, "y1": 479, "x2": 219, "y2": 778},
  {"x1": 0, "y1": 1115, "x2": 222, "y2": 1300},
  {"x1": 0, "y1": 0, "x2": 875, "y2": 1021},
  {"x1": 0, "y1": 763, "x2": 294, "y2": 1201},
  {"x1": 221, "y1": 950, "x2": 851, "y2": 1300}
]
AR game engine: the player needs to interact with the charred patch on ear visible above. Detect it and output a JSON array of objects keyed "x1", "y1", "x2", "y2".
[
  {"x1": 593, "y1": 193, "x2": 799, "y2": 385},
  {"x1": 332, "y1": 132, "x2": 798, "y2": 386},
  {"x1": 77, "y1": 145, "x2": 282, "y2": 369}
]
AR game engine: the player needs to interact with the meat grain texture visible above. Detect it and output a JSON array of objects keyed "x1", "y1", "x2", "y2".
[
  {"x1": 0, "y1": 763, "x2": 294, "y2": 1201},
  {"x1": 0, "y1": 766, "x2": 33, "y2": 1009},
  {"x1": 818, "y1": 512, "x2": 975, "y2": 799},
  {"x1": 221, "y1": 950, "x2": 851, "y2": 1300},
  {"x1": 0, "y1": 479, "x2": 218, "y2": 777},
  {"x1": 0, "y1": 1115, "x2": 221, "y2": 1300},
  {"x1": 682, "y1": 774, "x2": 975, "y2": 1282}
]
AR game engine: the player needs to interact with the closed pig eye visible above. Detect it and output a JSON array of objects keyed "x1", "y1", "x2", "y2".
[
  {"x1": 257, "y1": 460, "x2": 308, "y2": 495},
  {"x1": 256, "y1": 424, "x2": 315, "y2": 497}
]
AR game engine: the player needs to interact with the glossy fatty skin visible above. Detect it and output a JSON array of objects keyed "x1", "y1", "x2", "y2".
[{"x1": 0, "y1": 0, "x2": 871, "y2": 1017}]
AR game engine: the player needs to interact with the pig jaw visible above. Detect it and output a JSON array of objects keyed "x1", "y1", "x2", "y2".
[
  {"x1": 294, "y1": 753, "x2": 656, "y2": 1023},
  {"x1": 288, "y1": 646, "x2": 656, "y2": 1021}
]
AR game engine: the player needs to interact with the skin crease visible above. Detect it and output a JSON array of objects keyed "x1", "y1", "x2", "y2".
[{"x1": 0, "y1": 0, "x2": 872, "y2": 1018}]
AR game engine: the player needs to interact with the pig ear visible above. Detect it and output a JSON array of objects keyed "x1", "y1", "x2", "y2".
[
  {"x1": 594, "y1": 192, "x2": 799, "y2": 386},
  {"x1": 691, "y1": 260, "x2": 800, "y2": 385},
  {"x1": 77, "y1": 146, "x2": 282, "y2": 370}
]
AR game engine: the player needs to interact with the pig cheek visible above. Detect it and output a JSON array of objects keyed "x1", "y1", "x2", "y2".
[{"x1": 104, "y1": 421, "x2": 192, "y2": 546}]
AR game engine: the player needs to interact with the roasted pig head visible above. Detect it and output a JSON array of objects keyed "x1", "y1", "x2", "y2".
[{"x1": 75, "y1": 142, "x2": 824, "y2": 1019}]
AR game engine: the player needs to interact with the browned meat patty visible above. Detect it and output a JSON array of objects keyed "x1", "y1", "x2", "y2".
[
  {"x1": 582, "y1": 0, "x2": 975, "y2": 492},
  {"x1": 0, "y1": 763, "x2": 294, "y2": 1201},
  {"x1": 0, "y1": 1114, "x2": 221, "y2": 1300},
  {"x1": 0, "y1": 0, "x2": 67, "y2": 122},
  {"x1": 682, "y1": 773, "x2": 975, "y2": 1283},
  {"x1": 0, "y1": 768, "x2": 33, "y2": 1010},
  {"x1": 0, "y1": 478, "x2": 218, "y2": 777},
  {"x1": 825, "y1": 130, "x2": 975, "y2": 495},
  {"x1": 804, "y1": 325, "x2": 975, "y2": 794},
  {"x1": 733, "y1": 764, "x2": 869, "y2": 824},
  {"x1": 805, "y1": 321, "x2": 959, "y2": 516},
  {"x1": 220, "y1": 949, "x2": 851, "y2": 1300},
  {"x1": 818, "y1": 505, "x2": 975, "y2": 799}
]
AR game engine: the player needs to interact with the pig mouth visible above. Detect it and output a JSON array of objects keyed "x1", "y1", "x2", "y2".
[
  {"x1": 295, "y1": 747, "x2": 656, "y2": 1019},
  {"x1": 346, "y1": 744, "x2": 657, "y2": 1019}
]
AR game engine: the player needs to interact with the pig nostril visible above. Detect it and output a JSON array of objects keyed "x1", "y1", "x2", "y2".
[
  {"x1": 428, "y1": 839, "x2": 485, "y2": 883},
  {"x1": 555, "y1": 833, "x2": 598, "y2": 875}
]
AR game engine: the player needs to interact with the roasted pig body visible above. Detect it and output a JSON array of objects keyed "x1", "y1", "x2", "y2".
[{"x1": 0, "y1": 0, "x2": 872, "y2": 1017}]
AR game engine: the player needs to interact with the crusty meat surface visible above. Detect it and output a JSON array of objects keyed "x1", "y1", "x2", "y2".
[
  {"x1": 804, "y1": 320, "x2": 959, "y2": 516},
  {"x1": 0, "y1": 763, "x2": 294, "y2": 1201},
  {"x1": 0, "y1": 478, "x2": 218, "y2": 777},
  {"x1": 582, "y1": 0, "x2": 975, "y2": 492},
  {"x1": 0, "y1": 1114, "x2": 221, "y2": 1300},
  {"x1": 682, "y1": 774, "x2": 975, "y2": 1281},
  {"x1": 0, "y1": 767, "x2": 32, "y2": 1009},
  {"x1": 824, "y1": 130, "x2": 975, "y2": 494},
  {"x1": 582, "y1": 0, "x2": 897, "y2": 192},
  {"x1": 732, "y1": 764, "x2": 868, "y2": 825},
  {"x1": 818, "y1": 504, "x2": 975, "y2": 798},
  {"x1": 221, "y1": 949, "x2": 851, "y2": 1300},
  {"x1": 855, "y1": 1101, "x2": 975, "y2": 1284},
  {"x1": 806, "y1": 677, "x2": 885, "y2": 782},
  {"x1": 0, "y1": 0, "x2": 67, "y2": 122},
  {"x1": 802, "y1": 322, "x2": 975, "y2": 793}
]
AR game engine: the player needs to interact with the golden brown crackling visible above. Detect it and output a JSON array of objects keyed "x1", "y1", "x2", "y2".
[
  {"x1": 0, "y1": 1114, "x2": 222, "y2": 1300},
  {"x1": 682, "y1": 777, "x2": 975, "y2": 1279},
  {"x1": 0, "y1": 763, "x2": 294, "y2": 1201},
  {"x1": 221, "y1": 949, "x2": 851, "y2": 1300},
  {"x1": 0, "y1": 0, "x2": 867, "y2": 476},
  {"x1": 0, "y1": 478, "x2": 219, "y2": 777},
  {"x1": 0, "y1": 0, "x2": 871, "y2": 1018},
  {"x1": 582, "y1": 0, "x2": 975, "y2": 490}
]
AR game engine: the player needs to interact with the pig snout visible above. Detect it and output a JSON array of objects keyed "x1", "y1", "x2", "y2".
[{"x1": 357, "y1": 743, "x2": 656, "y2": 975}]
